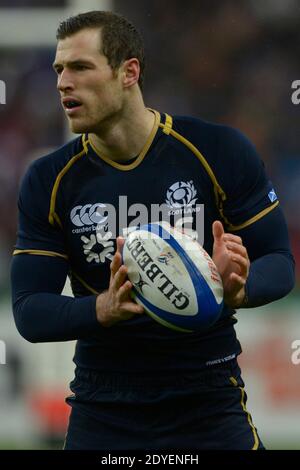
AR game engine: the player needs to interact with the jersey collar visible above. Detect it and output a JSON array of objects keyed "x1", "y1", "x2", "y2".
[{"x1": 82, "y1": 109, "x2": 161, "y2": 171}]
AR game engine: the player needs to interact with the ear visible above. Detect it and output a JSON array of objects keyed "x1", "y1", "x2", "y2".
[{"x1": 122, "y1": 58, "x2": 140, "y2": 88}]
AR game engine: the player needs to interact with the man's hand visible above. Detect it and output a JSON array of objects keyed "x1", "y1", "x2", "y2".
[
  {"x1": 96, "y1": 237, "x2": 144, "y2": 327},
  {"x1": 212, "y1": 220, "x2": 250, "y2": 308}
]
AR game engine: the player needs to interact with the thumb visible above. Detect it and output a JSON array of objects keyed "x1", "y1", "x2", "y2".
[
  {"x1": 212, "y1": 220, "x2": 224, "y2": 244},
  {"x1": 116, "y1": 236, "x2": 125, "y2": 255}
]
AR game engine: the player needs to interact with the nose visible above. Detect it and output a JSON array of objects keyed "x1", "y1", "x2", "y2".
[{"x1": 57, "y1": 69, "x2": 74, "y2": 93}]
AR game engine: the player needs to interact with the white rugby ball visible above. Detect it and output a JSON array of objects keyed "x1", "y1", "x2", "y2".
[{"x1": 122, "y1": 222, "x2": 223, "y2": 333}]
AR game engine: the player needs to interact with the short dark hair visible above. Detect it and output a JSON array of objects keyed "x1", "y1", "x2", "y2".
[{"x1": 56, "y1": 10, "x2": 145, "y2": 89}]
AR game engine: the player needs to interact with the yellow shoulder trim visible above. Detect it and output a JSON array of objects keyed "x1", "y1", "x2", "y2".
[
  {"x1": 168, "y1": 127, "x2": 279, "y2": 232},
  {"x1": 86, "y1": 109, "x2": 160, "y2": 171},
  {"x1": 49, "y1": 146, "x2": 87, "y2": 226},
  {"x1": 167, "y1": 127, "x2": 227, "y2": 204},
  {"x1": 225, "y1": 201, "x2": 279, "y2": 232},
  {"x1": 160, "y1": 113, "x2": 173, "y2": 135},
  {"x1": 71, "y1": 271, "x2": 100, "y2": 295},
  {"x1": 13, "y1": 249, "x2": 68, "y2": 260}
]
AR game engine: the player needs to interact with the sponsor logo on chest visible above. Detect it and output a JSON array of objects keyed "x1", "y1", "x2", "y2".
[{"x1": 70, "y1": 181, "x2": 204, "y2": 264}]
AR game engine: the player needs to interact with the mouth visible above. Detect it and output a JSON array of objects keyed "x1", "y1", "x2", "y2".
[{"x1": 62, "y1": 98, "x2": 83, "y2": 115}]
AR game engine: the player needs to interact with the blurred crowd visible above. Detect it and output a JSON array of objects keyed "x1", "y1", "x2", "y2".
[
  {"x1": 0, "y1": 0, "x2": 299, "y2": 296},
  {"x1": 0, "y1": 48, "x2": 64, "y2": 294}
]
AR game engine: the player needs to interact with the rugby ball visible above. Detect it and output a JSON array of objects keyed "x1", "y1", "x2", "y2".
[{"x1": 122, "y1": 222, "x2": 223, "y2": 332}]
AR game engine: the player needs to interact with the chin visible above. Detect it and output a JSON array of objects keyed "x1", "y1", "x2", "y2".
[{"x1": 69, "y1": 120, "x2": 90, "y2": 134}]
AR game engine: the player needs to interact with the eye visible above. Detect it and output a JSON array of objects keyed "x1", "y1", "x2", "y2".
[{"x1": 75, "y1": 64, "x2": 88, "y2": 71}]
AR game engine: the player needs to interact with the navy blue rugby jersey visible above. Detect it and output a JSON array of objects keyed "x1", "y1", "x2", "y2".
[{"x1": 13, "y1": 110, "x2": 280, "y2": 373}]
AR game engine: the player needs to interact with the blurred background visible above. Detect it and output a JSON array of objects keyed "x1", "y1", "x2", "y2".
[{"x1": 0, "y1": 0, "x2": 299, "y2": 450}]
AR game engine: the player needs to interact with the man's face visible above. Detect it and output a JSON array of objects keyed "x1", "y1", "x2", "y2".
[{"x1": 53, "y1": 28, "x2": 124, "y2": 134}]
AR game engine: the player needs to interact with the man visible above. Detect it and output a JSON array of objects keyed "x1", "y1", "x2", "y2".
[{"x1": 11, "y1": 11, "x2": 295, "y2": 450}]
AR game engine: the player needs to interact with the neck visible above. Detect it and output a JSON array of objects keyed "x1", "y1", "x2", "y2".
[{"x1": 88, "y1": 95, "x2": 156, "y2": 163}]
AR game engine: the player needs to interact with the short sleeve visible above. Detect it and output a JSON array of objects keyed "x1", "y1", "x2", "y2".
[
  {"x1": 15, "y1": 162, "x2": 67, "y2": 257},
  {"x1": 218, "y1": 127, "x2": 279, "y2": 230}
]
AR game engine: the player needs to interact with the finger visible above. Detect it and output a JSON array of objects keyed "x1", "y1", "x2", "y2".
[
  {"x1": 223, "y1": 234, "x2": 243, "y2": 245},
  {"x1": 229, "y1": 253, "x2": 249, "y2": 277},
  {"x1": 109, "y1": 255, "x2": 120, "y2": 287},
  {"x1": 229, "y1": 272, "x2": 246, "y2": 289},
  {"x1": 118, "y1": 283, "x2": 145, "y2": 314},
  {"x1": 110, "y1": 250, "x2": 122, "y2": 273},
  {"x1": 118, "y1": 280, "x2": 133, "y2": 301},
  {"x1": 122, "y1": 301, "x2": 144, "y2": 315},
  {"x1": 226, "y1": 241, "x2": 249, "y2": 258},
  {"x1": 109, "y1": 251, "x2": 122, "y2": 286},
  {"x1": 212, "y1": 220, "x2": 224, "y2": 243},
  {"x1": 112, "y1": 265, "x2": 128, "y2": 292},
  {"x1": 116, "y1": 236, "x2": 125, "y2": 255}
]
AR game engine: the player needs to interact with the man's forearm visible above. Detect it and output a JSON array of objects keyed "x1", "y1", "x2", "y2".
[
  {"x1": 11, "y1": 254, "x2": 99, "y2": 342},
  {"x1": 13, "y1": 292, "x2": 98, "y2": 342},
  {"x1": 242, "y1": 252, "x2": 295, "y2": 308}
]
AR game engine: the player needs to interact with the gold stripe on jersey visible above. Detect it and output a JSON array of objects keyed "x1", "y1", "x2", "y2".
[
  {"x1": 53, "y1": 212, "x2": 63, "y2": 229},
  {"x1": 222, "y1": 200, "x2": 279, "y2": 232},
  {"x1": 49, "y1": 144, "x2": 87, "y2": 226},
  {"x1": 71, "y1": 271, "x2": 100, "y2": 295},
  {"x1": 229, "y1": 376, "x2": 260, "y2": 450},
  {"x1": 166, "y1": 126, "x2": 279, "y2": 232},
  {"x1": 13, "y1": 249, "x2": 68, "y2": 260},
  {"x1": 81, "y1": 133, "x2": 89, "y2": 154},
  {"x1": 165, "y1": 127, "x2": 227, "y2": 203},
  {"x1": 85, "y1": 109, "x2": 160, "y2": 171}
]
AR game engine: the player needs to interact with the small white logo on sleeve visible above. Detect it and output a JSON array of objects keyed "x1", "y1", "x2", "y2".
[{"x1": 268, "y1": 189, "x2": 278, "y2": 203}]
